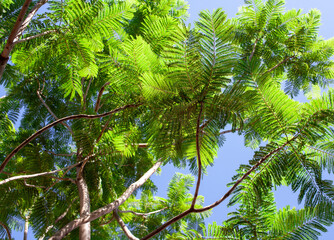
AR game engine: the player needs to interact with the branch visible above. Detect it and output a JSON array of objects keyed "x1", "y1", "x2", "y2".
[
  {"x1": 49, "y1": 161, "x2": 162, "y2": 240},
  {"x1": 46, "y1": 154, "x2": 96, "y2": 191},
  {"x1": 95, "y1": 82, "x2": 110, "y2": 112},
  {"x1": 15, "y1": 0, "x2": 49, "y2": 40},
  {"x1": 249, "y1": 38, "x2": 259, "y2": 61},
  {"x1": 113, "y1": 210, "x2": 139, "y2": 240},
  {"x1": 119, "y1": 207, "x2": 167, "y2": 217},
  {"x1": 37, "y1": 90, "x2": 73, "y2": 134},
  {"x1": 24, "y1": 179, "x2": 46, "y2": 189},
  {"x1": 83, "y1": 78, "x2": 92, "y2": 110},
  {"x1": 45, "y1": 150, "x2": 76, "y2": 157},
  {"x1": 76, "y1": 167, "x2": 91, "y2": 239},
  {"x1": 0, "y1": 103, "x2": 142, "y2": 173},
  {"x1": 55, "y1": 197, "x2": 79, "y2": 223},
  {"x1": 100, "y1": 216, "x2": 114, "y2": 226},
  {"x1": 193, "y1": 137, "x2": 297, "y2": 213},
  {"x1": 48, "y1": 176, "x2": 76, "y2": 184},
  {"x1": 39, "y1": 197, "x2": 79, "y2": 239},
  {"x1": 0, "y1": 0, "x2": 32, "y2": 80},
  {"x1": 140, "y1": 137, "x2": 297, "y2": 240},
  {"x1": 13, "y1": 30, "x2": 57, "y2": 44},
  {"x1": 0, "y1": 221, "x2": 11, "y2": 240},
  {"x1": 219, "y1": 128, "x2": 240, "y2": 135},
  {"x1": 191, "y1": 102, "x2": 204, "y2": 209},
  {"x1": 0, "y1": 161, "x2": 82, "y2": 186},
  {"x1": 263, "y1": 56, "x2": 295, "y2": 75}
]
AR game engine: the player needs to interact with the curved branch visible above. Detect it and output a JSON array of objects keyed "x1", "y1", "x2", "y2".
[
  {"x1": 0, "y1": 0, "x2": 32, "y2": 79},
  {"x1": 191, "y1": 102, "x2": 204, "y2": 209},
  {"x1": 140, "y1": 137, "x2": 297, "y2": 240},
  {"x1": 113, "y1": 210, "x2": 139, "y2": 240},
  {"x1": 14, "y1": 30, "x2": 57, "y2": 44},
  {"x1": 37, "y1": 90, "x2": 73, "y2": 134},
  {"x1": 194, "y1": 136, "x2": 296, "y2": 213},
  {"x1": 119, "y1": 207, "x2": 167, "y2": 217},
  {"x1": 49, "y1": 161, "x2": 162, "y2": 240},
  {"x1": 95, "y1": 82, "x2": 111, "y2": 113},
  {"x1": 0, "y1": 161, "x2": 82, "y2": 186},
  {"x1": 0, "y1": 221, "x2": 11, "y2": 240},
  {"x1": 15, "y1": 0, "x2": 49, "y2": 40},
  {"x1": 0, "y1": 103, "x2": 141, "y2": 173}
]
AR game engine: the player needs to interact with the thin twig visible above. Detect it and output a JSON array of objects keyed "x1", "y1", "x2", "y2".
[
  {"x1": 0, "y1": 161, "x2": 82, "y2": 186},
  {"x1": 95, "y1": 82, "x2": 111, "y2": 112},
  {"x1": 0, "y1": 221, "x2": 11, "y2": 240},
  {"x1": 249, "y1": 38, "x2": 259, "y2": 61},
  {"x1": 219, "y1": 128, "x2": 240, "y2": 135},
  {"x1": 263, "y1": 56, "x2": 295, "y2": 75},
  {"x1": 46, "y1": 154, "x2": 96, "y2": 191},
  {"x1": 113, "y1": 210, "x2": 139, "y2": 240},
  {"x1": 48, "y1": 176, "x2": 76, "y2": 184},
  {"x1": 24, "y1": 179, "x2": 46, "y2": 189},
  {"x1": 191, "y1": 102, "x2": 204, "y2": 209},
  {"x1": 100, "y1": 216, "x2": 114, "y2": 226},
  {"x1": 119, "y1": 207, "x2": 167, "y2": 217},
  {"x1": 83, "y1": 78, "x2": 92, "y2": 110},
  {"x1": 37, "y1": 90, "x2": 73, "y2": 134},
  {"x1": 14, "y1": 30, "x2": 57, "y2": 44},
  {"x1": 0, "y1": 103, "x2": 142, "y2": 173},
  {"x1": 44, "y1": 150, "x2": 76, "y2": 157}
]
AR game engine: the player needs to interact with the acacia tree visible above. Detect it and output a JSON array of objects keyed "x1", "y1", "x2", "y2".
[{"x1": 1, "y1": 0, "x2": 334, "y2": 239}]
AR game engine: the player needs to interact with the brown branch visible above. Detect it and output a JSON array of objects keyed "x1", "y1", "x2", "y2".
[
  {"x1": 263, "y1": 56, "x2": 295, "y2": 75},
  {"x1": 140, "y1": 137, "x2": 297, "y2": 240},
  {"x1": 55, "y1": 197, "x2": 79, "y2": 223},
  {"x1": 0, "y1": 221, "x2": 11, "y2": 240},
  {"x1": 49, "y1": 161, "x2": 162, "y2": 240},
  {"x1": 0, "y1": 0, "x2": 32, "y2": 80},
  {"x1": 249, "y1": 38, "x2": 259, "y2": 61},
  {"x1": 15, "y1": 0, "x2": 49, "y2": 40},
  {"x1": 46, "y1": 154, "x2": 96, "y2": 191},
  {"x1": 119, "y1": 207, "x2": 167, "y2": 217},
  {"x1": 37, "y1": 90, "x2": 73, "y2": 134},
  {"x1": 113, "y1": 210, "x2": 139, "y2": 240},
  {"x1": 38, "y1": 225, "x2": 53, "y2": 240},
  {"x1": 13, "y1": 30, "x2": 57, "y2": 44},
  {"x1": 24, "y1": 179, "x2": 46, "y2": 189},
  {"x1": 95, "y1": 82, "x2": 110, "y2": 112},
  {"x1": 100, "y1": 216, "x2": 114, "y2": 226},
  {"x1": 219, "y1": 128, "x2": 240, "y2": 135},
  {"x1": 193, "y1": 137, "x2": 297, "y2": 213},
  {"x1": 0, "y1": 103, "x2": 142, "y2": 173},
  {"x1": 76, "y1": 167, "x2": 91, "y2": 239},
  {"x1": 0, "y1": 161, "x2": 82, "y2": 186},
  {"x1": 45, "y1": 150, "x2": 76, "y2": 157},
  {"x1": 191, "y1": 102, "x2": 204, "y2": 209},
  {"x1": 48, "y1": 176, "x2": 76, "y2": 184},
  {"x1": 83, "y1": 78, "x2": 92, "y2": 110}
]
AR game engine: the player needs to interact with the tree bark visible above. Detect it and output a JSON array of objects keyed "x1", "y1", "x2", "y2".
[
  {"x1": 0, "y1": 0, "x2": 32, "y2": 80},
  {"x1": 76, "y1": 167, "x2": 91, "y2": 240},
  {"x1": 24, "y1": 215, "x2": 29, "y2": 240},
  {"x1": 49, "y1": 161, "x2": 162, "y2": 240}
]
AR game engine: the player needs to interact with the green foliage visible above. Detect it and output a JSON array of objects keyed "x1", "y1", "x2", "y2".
[{"x1": 0, "y1": 0, "x2": 334, "y2": 239}]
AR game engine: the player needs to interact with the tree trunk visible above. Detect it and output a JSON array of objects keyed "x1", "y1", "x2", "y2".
[
  {"x1": 24, "y1": 215, "x2": 29, "y2": 240},
  {"x1": 76, "y1": 167, "x2": 91, "y2": 240}
]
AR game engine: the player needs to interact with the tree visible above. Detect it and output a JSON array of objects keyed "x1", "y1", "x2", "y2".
[{"x1": 0, "y1": 0, "x2": 334, "y2": 239}]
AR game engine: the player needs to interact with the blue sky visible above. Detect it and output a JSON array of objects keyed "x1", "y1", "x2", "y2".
[{"x1": 3, "y1": 0, "x2": 334, "y2": 239}]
